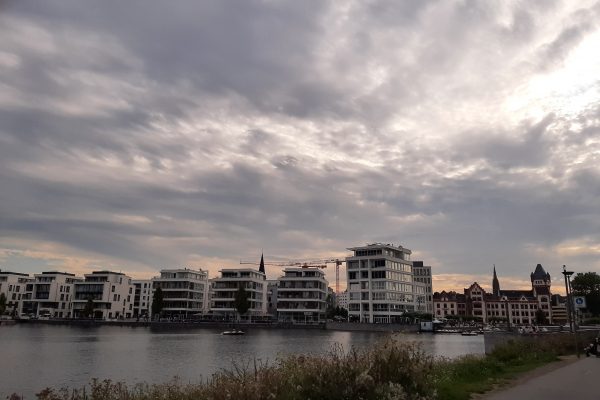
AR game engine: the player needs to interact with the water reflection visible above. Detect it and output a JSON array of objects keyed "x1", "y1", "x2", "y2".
[{"x1": 0, "y1": 325, "x2": 483, "y2": 397}]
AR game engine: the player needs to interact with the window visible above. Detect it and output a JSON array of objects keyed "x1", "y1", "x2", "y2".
[{"x1": 372, "y1": 271, "x2": 386, "y2": 279}]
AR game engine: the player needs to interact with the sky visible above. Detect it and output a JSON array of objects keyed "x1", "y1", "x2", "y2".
[{"x1": 1, "y1": 0, "x2": 599, "y2": 294}]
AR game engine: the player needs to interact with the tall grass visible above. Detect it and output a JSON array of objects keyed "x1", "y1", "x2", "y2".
[{"x1": 29, "y1": 332, "x2": 598, "y2": 400}]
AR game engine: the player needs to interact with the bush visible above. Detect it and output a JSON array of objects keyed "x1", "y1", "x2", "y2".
[{"x1": 34, "y1": 333, "x2": 597, "y2": 400}]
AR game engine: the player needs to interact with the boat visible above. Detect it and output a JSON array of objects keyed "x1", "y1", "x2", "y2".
[
  {"x1": 461, "y1": 331, "x2": 479, "y2": 336},
  {"x1": 221, "y1": 329, "x2": 245, "y2": 335},
  {"x1": 435, "y1": 328, "x2": 461, "y2": 334}
]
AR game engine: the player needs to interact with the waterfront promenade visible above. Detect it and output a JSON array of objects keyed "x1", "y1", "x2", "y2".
[{"x1": 483, "y1": 356, "x2": 600, "y2": 400}]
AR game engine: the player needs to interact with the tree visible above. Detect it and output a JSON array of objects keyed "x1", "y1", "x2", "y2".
[
  {"x1": 234, "y1": 285, "x2": 250, "y2": 320},
  {"x1": 82, "y1": 297, "x2": 95, "y2": 318},
  {"x1": 151, "y1": 287, "x2": 164, "y2": 318},
  {"x1": 571, "y1": 272, "x2": 600, "y2": 316},
  {"x1": 571, "y1": 272, "x2": 600, "y2": 294},
  {"x1": 326, "y1": 294, "x2": 336, "y2": 319},
  {"x1": 0, "y1": 293, "x2": 6, "y2": 315}
]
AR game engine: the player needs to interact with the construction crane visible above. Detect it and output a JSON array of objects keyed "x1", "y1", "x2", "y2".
[{"x1": 240, "y1": 257, "x2": 346, "y2": 293}]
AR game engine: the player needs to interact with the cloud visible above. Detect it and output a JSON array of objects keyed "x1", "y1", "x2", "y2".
[{"x1": 0, "y1": 0, "x2": 599, "y2": 291}]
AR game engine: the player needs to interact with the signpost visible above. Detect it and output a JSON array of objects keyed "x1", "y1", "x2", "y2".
[{"x1": 574, "y1": 296, "x2": 586, "y2": 309}]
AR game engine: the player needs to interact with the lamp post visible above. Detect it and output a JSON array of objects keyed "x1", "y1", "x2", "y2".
[
  {"x1": 504, "y1": 299, "x2": 510, "y2": 331},
  {"x1": 563, "y1": 265, "x2": 580, "y2": 357},
  {"x1": 562, "y1": 266, "x2": 574, "y2": 333}
]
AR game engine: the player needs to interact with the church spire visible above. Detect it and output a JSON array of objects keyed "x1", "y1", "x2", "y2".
[
  {"x1": 259, "y1": 253, "x2": 265, "y2": 274},
  {"x1": 492, "y1": 264, "x2": 500, "y2": 296}
]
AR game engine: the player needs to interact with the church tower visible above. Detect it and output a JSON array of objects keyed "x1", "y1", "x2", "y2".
[
  {"x1": 259, "y1": 253, "x2": 265, "y2": 274},
  {"x1": 492, "y1": 265, "x2": 500, "y2": 296}
]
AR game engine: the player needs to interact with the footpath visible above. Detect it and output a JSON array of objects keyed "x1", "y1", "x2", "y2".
[{"x1": 481, "y1": 356, "x2": 600, "y2": 400}]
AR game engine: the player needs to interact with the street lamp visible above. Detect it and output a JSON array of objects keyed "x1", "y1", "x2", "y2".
[
  {"x1": 504, "y1": 299, "x2": 510, "y2": 331},
  {"x1": 562, "y1": 266, "x2": 574, "y2": 333}
]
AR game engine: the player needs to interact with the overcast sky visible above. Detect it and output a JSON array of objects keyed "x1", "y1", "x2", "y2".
[{"x1": 1, "y1": 1, "x2": 599, "y2": 293}]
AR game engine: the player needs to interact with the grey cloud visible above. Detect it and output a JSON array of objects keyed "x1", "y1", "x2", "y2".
[{"x1": 1, "y1": 0, "x2": 600, "y2": 283}]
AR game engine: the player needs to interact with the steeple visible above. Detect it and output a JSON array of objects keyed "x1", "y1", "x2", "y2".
[
  {"x1": 492, "y1": 264, "x2": 500, "y2": 296},
  {"x1": 259, "y1": 253, "x2": 265, "y2": 274}
]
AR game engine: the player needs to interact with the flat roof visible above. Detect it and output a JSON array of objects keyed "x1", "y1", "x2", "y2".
[
  {"x1": 39, "y1": 271, "x2": 76, "y2": 276},
  {"x1": 219, "y1": 268, "x2": 265, "y2": 274},
  {"x1": 89, "y1": 270, "x2": 126, "y2": 275},
  {"x1": 0, "y1": 271, "x2": 30, "y2": 277},
  {"x1": 347, "y1": 243, "x2": 411, "y2": 253},
  {"x1": 282, "y1": 267, "x2": 326, "y2": 272},
  {"x1": 159, "y1": 268, "x2": 206, "y2": 273}
]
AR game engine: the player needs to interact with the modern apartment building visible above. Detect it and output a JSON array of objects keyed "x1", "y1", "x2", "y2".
[
  {"x1": 337, "y1": 290, "x2": 349, "y2": 310},
  {"x1": 277, "y1": 267, "x2": 328, "y2": 323},
  {"x1": 210, "y1": 268, "x2": 267, "y2": 320},
  {"x1": 30, "y1": 272, "x2": 83, "y2": 318},
  {"x1": 266, "y1": 280, "x2": 278, "y2": 319},
  {"x1": 412, "y1": 261, "x2": 433, "y2": 314},
  {"x1": 152, "y1": 269, "x2": 209, "y2": 318},
  {"x1": 346, "y1": 243, "x2": 416, "y2": 323},
  {"x1": 72, "y1": 271, "x2": 134, "y2": 319},
  {"x1": 0, "y1": 271, "x2": 33, "y2": 316},
  {"x1": 132, "y1": 279, "x2": 154, "y2": 318}
]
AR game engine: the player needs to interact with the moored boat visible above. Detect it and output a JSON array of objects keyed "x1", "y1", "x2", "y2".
[{"x1": 221, "y1": 329, "x2": 245, "y2": 335}]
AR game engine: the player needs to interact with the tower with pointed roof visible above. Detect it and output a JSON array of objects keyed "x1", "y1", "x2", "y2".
[
  {"x1": 259, "y1": 253, "x2": 265, "y2": 274},
  {"x1": 530, "y1": 263, "x2": 551, "y2": 295},
  {"x1": 492, "y1": 265, "x2": 500, "y2": 296}
]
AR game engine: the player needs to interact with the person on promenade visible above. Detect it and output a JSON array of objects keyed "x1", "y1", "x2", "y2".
[{"x1": 585, "y1": 336, "x2": 599, "y2": 357}]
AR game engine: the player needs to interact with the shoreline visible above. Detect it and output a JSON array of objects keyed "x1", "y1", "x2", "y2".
[{"x1": 12, "y1": 319, "x2": 420, "y2": 333}]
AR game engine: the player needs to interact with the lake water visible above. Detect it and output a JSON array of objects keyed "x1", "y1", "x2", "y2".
[{"x1": 0, "y1": 324, "x2": 484, "y2": 397}]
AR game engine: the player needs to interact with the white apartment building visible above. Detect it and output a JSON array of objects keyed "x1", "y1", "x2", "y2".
[
  {"x1": 412, "y1": 261, "x2": 433, "y2": 314},
  {"x1": 30, "y1": 271, "x2": 83, "y2": 318},
  {"x1": 132, "y1": 279, "x2": 154, "y2": 318},
  {"x1": 152, "y1": 269, "x2": 208, "y2": 318},
  {"x1": 210, "y1": 268, "x2": 267, "y2": 320},
  {"x1": 277, "y1": 267, "x2": 328, "y2": 323},
  {"x1": 0, "y1": 271, "x2": 33, "y2": 316},
  {"x1": 266, "y1": 280, "x2": 278, "y2": 319},
  {"x1": 346, "y1": 243, "x2": 417, "y2": 323},
  {"x1": 73, "y1": 271, "x2": 134, "y2": 319},
  {"x1": 337, "y1": 290, "x2": 349, "y2": 310}
]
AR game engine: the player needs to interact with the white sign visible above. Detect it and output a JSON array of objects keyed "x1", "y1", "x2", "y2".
[{"x1": 574, "y1": 296, "x2": 586, "y2": 308}]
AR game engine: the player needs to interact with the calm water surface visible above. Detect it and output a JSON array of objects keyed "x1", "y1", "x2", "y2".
[{"x1": 0, "y1": 324, "x2": 484, "y2": 397}]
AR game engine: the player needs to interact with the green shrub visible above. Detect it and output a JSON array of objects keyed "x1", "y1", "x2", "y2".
[{"x1": 33, "y1": 333, "x2": 597, "y2": 400}]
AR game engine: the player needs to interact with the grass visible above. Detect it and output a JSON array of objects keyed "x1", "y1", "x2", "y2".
[
  {"x1": 433, "y1": 331, "x2": 598, "y2": 400},
  {"x1": 22, "y1": 331, "x2": 599, "y2": 400}
]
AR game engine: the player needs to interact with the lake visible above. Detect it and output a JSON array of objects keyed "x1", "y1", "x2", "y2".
[{"x1": 0, "y1": 324, "x2": 484, "y2": 397}]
